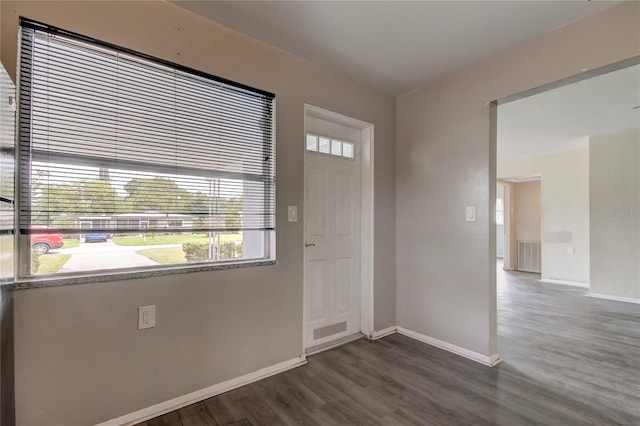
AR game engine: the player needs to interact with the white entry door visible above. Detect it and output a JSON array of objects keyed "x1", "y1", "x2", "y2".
[{"x1": 304, "y1": 120, "x2": 361, "y2": 349}]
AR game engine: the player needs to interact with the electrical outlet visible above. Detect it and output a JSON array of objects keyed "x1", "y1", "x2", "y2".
[{"x1": 138, "y1": 305, "x2": 156, "y2": 330}]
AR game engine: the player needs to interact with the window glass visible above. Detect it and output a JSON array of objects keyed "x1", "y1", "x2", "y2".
[
  {"x1": 331, "y1": 139, "x2": 342, "y2": 156},
  {"x1": 318, "y1": 137, "x2": 330, "y2": 154},
  {"x1": 342, "y1": 142, "x2": 354, "y2": 158},
  {"x1": 496, "y1": 198, "x2": 504, "y2": 225},
  {"x1": 305, "y1": 133, "x2": 355, "y2": 160},
  {"x1": 306, "y1": 134, "x2": 318, "y2": 151}
]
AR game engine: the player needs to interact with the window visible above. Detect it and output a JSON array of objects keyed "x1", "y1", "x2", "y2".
[
  {"x1": 17, "y1": 19, "x2": 275, "y2": 277},
  {"x1": 305, "y1": 133, "x2": 355, "y2": 159},
  {"x1": 496, "y1": 198, "x2": 504, "y2": 225}
]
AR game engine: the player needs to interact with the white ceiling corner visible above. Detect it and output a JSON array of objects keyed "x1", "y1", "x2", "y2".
[
  {"x1": 497, "y1": 64, "x2": 640, "y2": 161},
  {"x1": 169, "y1": 1, "x2": 634, "y2": 162},
  {"x1": 170, "y1": 1, "x2": 617, "y2": 96}
]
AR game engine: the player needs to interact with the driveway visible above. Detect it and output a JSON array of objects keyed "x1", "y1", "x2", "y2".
[{"x1": 55, "y1": 241, "x2": 181, "y2": 273}]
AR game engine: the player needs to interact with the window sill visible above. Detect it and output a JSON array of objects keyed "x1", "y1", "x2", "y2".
[{"x1": 3, "y1": 259, "x2": 276, "y2": 291}]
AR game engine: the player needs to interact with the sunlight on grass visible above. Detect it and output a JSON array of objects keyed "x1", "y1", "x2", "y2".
[
  {"x1": 62, "y1": 239, "x2": 80, "y2": 249},
  {"x1": 136, "y1": 247, "x2": 186, "y2": 265},
  {"x1": 113, "y1": 233, "x2": 240, "y2": 246},
  {"x1": 35, "y1": 254, "x2": 71, "y2": 274}
]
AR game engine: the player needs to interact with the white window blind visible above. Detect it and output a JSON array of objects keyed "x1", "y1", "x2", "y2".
[{"x1": 17, "y1": 19, "x2": 275, "y2": 237}]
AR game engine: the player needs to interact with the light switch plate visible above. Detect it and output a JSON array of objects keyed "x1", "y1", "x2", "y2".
[
  {"x1": 288, "y1": 205, "x2": 298, "y2": 222},
  {"x1": 466, "y1": 206, "x2": 476, "y2": 222}
]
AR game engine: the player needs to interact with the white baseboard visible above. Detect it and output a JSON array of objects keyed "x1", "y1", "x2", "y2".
[
  {"x1": 396, "y1": 327, "x2": 502, "y2": 367},
  {"x1": 368, "y1": 326, "x2": 397, "y2": 340},
  {"x1": 95, "y1": 355, "x2": 307, "y2": 426},
  {"x1": 539, "y1": 278, "x2": 590, "y2": 288},
  {"x1": 587, "y1": 292, "x2": 640, "y2": 305}
]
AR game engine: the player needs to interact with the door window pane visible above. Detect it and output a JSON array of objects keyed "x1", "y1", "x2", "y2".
[
  {"x1": 318, "y1": 137, "x2": 330, "y2": 154},
  {"x1": 306, "y1": 134, "x2": 318, "y2": 151},
  {"x1": 331, "y1": 139, "x2": 342, "y2": 156},
  {"x1": 342, "y1": 142, "x2": 354, "y2": 158}
]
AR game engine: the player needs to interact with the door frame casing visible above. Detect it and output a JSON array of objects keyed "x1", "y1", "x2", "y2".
[{"x1": 302, "y1": 104, "x2": 374, "y2": 351}]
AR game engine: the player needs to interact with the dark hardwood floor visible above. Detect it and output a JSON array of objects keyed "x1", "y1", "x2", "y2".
[{"x1": 141, "y1": 265, "x2": 640, "y2": 425}]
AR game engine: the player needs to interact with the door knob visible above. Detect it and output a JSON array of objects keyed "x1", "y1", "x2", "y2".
[{"x1": 305, "y1": 242, "x2": 316, "y2": 247}]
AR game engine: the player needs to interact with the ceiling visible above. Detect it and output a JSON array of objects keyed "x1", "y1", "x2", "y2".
[
  {"x1": 497, "y1": 64, "x2": 640, "y2": 161},
  {"x1": 171, "y1": 1, "x2": 616, "y2": 95}
]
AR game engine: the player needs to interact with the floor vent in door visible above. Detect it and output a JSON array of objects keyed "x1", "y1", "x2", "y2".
[
  {"x1": 313, "y1": 322, "x2": 347, "y2": 340},
  {"x1": 517, "y1": 240, "x2": 541, "y2": 273}
]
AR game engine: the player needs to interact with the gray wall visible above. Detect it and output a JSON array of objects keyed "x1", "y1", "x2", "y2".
[
  {"x1": 590, "y1": 128, "x2": 640, "y2": 300},
  {"x1": 0, "y1": 1, "x2": 396, "y2": 424},
  {"x1": 396, "y1": 2, "x2": 639, "y2": 357}
]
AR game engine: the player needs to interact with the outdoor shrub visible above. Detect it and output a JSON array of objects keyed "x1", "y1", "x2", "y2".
[
  {"x1": 31, "y1": 249, "x2": 41, "y2": 273},
  {"x1": 219, "y1": 242, "x2": 244, "y2": 259},
  {"x1": 183, "y1": 241, "x2": 244, "y2": 262},
  {"x1": 182, "y1": 242, "x2": 208, "y2": 262},
  {"x1": 218, "y1": 241, "x2": 237, "y2": 260}
]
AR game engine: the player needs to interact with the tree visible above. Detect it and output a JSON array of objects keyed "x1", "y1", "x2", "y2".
[
  {"x1": 31, "y1": 182, "x2": 81, "y2": 226},
  {"x1": 122, "y1": 177, "x2": 194, "y2": 214},
  {"x1": 31, "y1": 171, "x2": 229, "y2": 229},
  {"x1": 32, "y1": 177, "x2": 120, "y2": 226},
  {"x1": 221, "y1": 198, "x2": 242, "y2": 230},
  {"x1": 185, "y1": 192, "x2": 209, "y2": 227},
  {"x1": 78, "y1": 179, "x2": 120, "y2": 213}
]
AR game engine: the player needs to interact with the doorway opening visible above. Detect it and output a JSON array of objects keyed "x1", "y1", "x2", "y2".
[
  {"x1": 303, "y1": 105, "x2": 374, "y2": 354},
  {"x1": 492, "y1": 56, "x2": 640, "y2": 419},
  {"x1": 497, "y1": 177, "x2": 542, "y2": 274}
]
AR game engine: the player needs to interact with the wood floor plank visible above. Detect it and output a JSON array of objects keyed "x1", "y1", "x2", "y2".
[
  {"x1": 145, "y1": 264, "x2": 640, "y2": 425},
  {"x1": 177, "y1": 402, "x2": 218, "y2": 426},
  {"x1": 140, "y1": 410, "x2": 182, "y2": 426},
  {"x1": 201, "y1": 391, "x2": 247, "y2": 426}
]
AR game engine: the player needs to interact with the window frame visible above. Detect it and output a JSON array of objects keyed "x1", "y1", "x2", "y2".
[{"x1": 15, "y1": 18, "x2": 277, "y2": 281}]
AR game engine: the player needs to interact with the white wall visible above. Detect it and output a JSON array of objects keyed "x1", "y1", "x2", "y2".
[
  {"x1": 499, "y1": 149, "x2": 590, "y2": 283},
  {"x1": 513, "y1": 181, "x2": 541, "y2": 243},
  {"x1": 589, "y1": 128, "x2": 640, "y2": 301},
  {"x1": 396, "y1": 2, "x2": 638, "y2": 358},
  {"x1": 1, "y1": 1, "x2": 396, "y2": 424},
  {"x1": 496, "y1": 184, "x2": 504, "y2": 258}
]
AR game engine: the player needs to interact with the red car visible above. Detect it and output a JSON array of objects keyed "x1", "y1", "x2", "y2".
[{"x1": 31, "y1": 233, "x2": 64, "y2": 254}]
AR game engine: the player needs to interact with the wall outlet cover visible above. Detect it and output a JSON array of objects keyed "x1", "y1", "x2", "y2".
[{"x1": 138, "y1": 305, "x2": 156, "y2": 330}]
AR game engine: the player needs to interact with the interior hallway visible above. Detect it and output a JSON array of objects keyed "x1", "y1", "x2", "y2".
[{"x1": 142, "y1": 266, "x2": 640, "y2": 425}]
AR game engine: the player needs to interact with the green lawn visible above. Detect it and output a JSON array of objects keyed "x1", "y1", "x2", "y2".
[
  {"x1": 62, "y1": 239, "x2": 80, "y2": 249},
  {"x1": 35, "y1": 253, "x2": 71, "y2": 274},
  {"x1": 137, "y1": 247, "x2": 186, "y2": 265},
  {"x1": 113, "y1": 233, "x2": 240, "y2": 246}
]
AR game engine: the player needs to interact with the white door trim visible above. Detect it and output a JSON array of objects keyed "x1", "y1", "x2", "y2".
[{"x1": 303, "y1": 104, "x2": 374, "y2": 353}]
